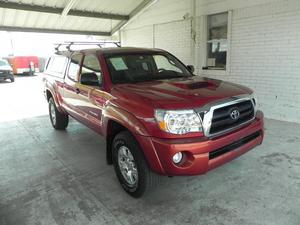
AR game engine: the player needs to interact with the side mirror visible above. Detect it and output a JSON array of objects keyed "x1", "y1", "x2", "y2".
[
  {"x1": 187, "y1": 65, "x2": 195, "y2": 73},
  {"x1": 80, "y1": 72, "x2": 99, "y2": 86}
]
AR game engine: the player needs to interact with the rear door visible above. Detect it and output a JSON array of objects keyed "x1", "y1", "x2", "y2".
[{"x1": 62, "y1": 53, "x2": 83, "y2": 119}]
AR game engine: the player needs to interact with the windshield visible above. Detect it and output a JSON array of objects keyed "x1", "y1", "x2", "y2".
[
  {"x1": 105, "y1": 53, "x2": 192, "y2": 84},
  {"x1": 0, "y1": 59, "x2": 9, "y2": 67}
]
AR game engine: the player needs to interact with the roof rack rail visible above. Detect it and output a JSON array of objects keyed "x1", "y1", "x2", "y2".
[{"x1": 55, "y1": 41, "x2": 121, "y2": 53}]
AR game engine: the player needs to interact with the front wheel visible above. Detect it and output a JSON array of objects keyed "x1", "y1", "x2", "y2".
[
  {"x1": 112, "y1": 131, "x2": 160, "y2": 198},
  {"x1": 10, "y1": 77, "x2": 15, "y2": 82},
  {"x1": 49, "y1": 97, "x2": 69, "y2": 130}
]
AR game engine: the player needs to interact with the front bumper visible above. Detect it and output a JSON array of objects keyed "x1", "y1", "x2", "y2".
[{"x1": 136, "y1": 111, "x2": 264, "y2": 176}]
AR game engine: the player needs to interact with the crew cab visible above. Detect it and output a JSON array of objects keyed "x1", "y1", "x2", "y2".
[{"x1": 43, "y1": 43, "x2": 264, "y2": 198}]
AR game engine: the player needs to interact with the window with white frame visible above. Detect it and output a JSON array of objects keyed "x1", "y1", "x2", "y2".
[{"x1": 204, "y1": 12, "x2": 228, "y2": 70}]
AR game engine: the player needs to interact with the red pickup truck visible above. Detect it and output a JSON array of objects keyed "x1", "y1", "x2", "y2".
[{"x1": 43, "y1": 44, "x2": 264, "y2": 197}]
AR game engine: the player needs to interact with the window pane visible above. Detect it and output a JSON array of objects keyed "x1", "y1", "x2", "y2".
[
  {"x1": 68, "y1": 54, "x2": 82, "y2": 81},
  {"x1": 106, "y1": 53, "x2": 191, "y2": 84},
  {"x1": 82, "y1": 55, "x2": 101, "y2": 73},
  {"x1": 81, "y1": 55, "x2": 102, "y2": 86},
  {"x1": 208, "y1": 12, "x2": 228, "y2": 40},
  {"x1": 48, "y1": 56, "x2": 67, "y2": 75},
  {"x1": 206, "y1": 12, "x2": 228, "y2": 70},
  {"x1": 207, "y1": 41, "x2": 227, "y2": 69},
  {"x1": 0, "y1": 59, "x2": 9, "y2": 66},
  {"x1": 153, "y1": 55, "x2": 183, "y2": 73}
]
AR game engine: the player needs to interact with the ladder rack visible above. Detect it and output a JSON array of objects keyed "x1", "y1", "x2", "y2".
[{"x1": 55, "y1": 41, "x2": 121, "y2": 53}]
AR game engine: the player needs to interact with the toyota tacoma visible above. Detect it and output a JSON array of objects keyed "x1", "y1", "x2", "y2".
[{"x1": 43, "y1": 43, "x2": 264, "y2": 198}]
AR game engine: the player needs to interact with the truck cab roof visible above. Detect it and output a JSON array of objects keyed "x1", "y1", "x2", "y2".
[{"x1": 57, "y1": 47, "x2": 165, "y2": 57}]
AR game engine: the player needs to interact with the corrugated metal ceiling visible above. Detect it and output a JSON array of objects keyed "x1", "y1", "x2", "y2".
[
  {"x1": 73, "y1": 0, "x2": 143, "y2": 15},
  {"x1": 6, "y1": 0, "x2": 67, "y2": 8},
  {"x1": 0, "y1": 0, "x2": 145, "y2": 36}
]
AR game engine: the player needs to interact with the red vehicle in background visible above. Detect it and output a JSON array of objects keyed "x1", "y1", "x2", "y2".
[{"x1": 7, "y1": 56, "x2": 39, "y2": 75}]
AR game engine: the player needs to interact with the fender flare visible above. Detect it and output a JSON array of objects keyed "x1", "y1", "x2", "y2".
[
  {"x1": 102, "y1": 105, "x2": 165, "y2": 174},
  {"x1": 44, "y1": 84, "x2": 65, "y2": 114},
  {"x1": 102, "y1": 105, "x2": 149, "y2": 136}
]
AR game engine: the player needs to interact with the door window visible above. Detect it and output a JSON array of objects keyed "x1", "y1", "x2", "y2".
[
  {"x1": 80, "y1": 54, "x2": 102, "y2": 86},
  {"x1": 68, "y1": 54, "x2": 82, "y2": 81}
]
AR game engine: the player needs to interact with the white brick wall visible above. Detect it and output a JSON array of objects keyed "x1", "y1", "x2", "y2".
[
  {"x1": 123, "y1": 0, "x2": 192, "y2": 29},
  {"x1": 121, "y1": 25, "x2": 154, "y2": 48},
  {"x1": 120, "y1": 0, "x2": 300, "y2": 123},
  {"x1": 200, "y1": 0, "x2": 300, "y2": 123},
  {"x1": 120, "y1": 0, "x2": 194, "y2": 64},
  {"x1": 154, "y1": 20, "x2": 193, "y2": 65}
]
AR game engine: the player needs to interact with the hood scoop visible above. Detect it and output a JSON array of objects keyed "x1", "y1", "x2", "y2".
[
  {"x1": 168, "y1": 81, "x2": 214, "y2": 90},
  {"x1": 187, "y1": 82, "x2": 213, "y2": 89}
]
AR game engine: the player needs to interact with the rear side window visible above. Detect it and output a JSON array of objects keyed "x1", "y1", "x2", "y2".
[
  {"x1": 46, "y1": 55, "x2": 68, "y2": 77},
  {"x1": 68, "y1": 54, "x2": 82, "y2": 81}
]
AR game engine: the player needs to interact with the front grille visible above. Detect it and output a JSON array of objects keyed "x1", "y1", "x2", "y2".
[
  {"x1": 0, "y1": 70, "x2": 10, "y2": 75},
  {"x1": 209, "y1": 131, "x2": 262, "y2": 160},
  {"x1": 209, "y1": 100, "x2": 255, "y2": 135}
]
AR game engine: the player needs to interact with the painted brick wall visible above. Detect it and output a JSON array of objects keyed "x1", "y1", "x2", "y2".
[
  {"x1": 154, "y1": 20, "x2": 193, "y2": 65},
  {"x1": 121, "y1": 0, "x2": 193, "y2": 64},
  {"x1": 121, "y1": 25, "x2": 154, "y2": 48},
  {"x1": 122, "y1": 0, "x2": 192, "y2": 29},
  {"x1": 200, "y1": 0, "x2": 300, "y2": 123},
  {"x1": 120, "y1": 0, "x2": 300, "y2": 123}
]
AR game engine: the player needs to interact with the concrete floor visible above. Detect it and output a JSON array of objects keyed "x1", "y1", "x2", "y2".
[{"x1": 0, "y1": 76, "x2": 299, "y2": 225}]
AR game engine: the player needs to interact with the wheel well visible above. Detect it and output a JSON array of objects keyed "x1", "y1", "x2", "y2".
[
  {"x1": 46, "y1": 90, "x2": 53, "y2": 102},
  {"x1": 106, "y1": 120, "x2": 128, "y2": 165}
]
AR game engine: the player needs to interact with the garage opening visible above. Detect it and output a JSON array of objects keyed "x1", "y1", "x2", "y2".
[{"x1": 0, "y1": 0, "x2": 299, "y2": 224}]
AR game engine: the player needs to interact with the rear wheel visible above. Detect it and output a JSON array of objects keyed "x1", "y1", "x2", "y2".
[
  {"x1": 112, "y1": 131, "x2": 160, "y2": 198},
  {"x1": 49, "y1": 97, "x2": 69, "y2": 130},
  {"x1": 10, "y1": 77, "x2": 14, "y2": 82}
]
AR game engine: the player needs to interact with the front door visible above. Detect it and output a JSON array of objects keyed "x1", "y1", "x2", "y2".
[{"x1": 75, "y1": 53, "x2": 106, "y2": 134}]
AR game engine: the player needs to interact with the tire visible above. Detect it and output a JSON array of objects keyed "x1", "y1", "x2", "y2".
[
  {"x1": 49, "y1": 97, "x2": 69, "y2": 130},
  {"x1": 112, "y1": 130, "x2": 160, "y2": 198},
  {"x1": 10, "y1": 77, "x2": 14, "y2": 83}
]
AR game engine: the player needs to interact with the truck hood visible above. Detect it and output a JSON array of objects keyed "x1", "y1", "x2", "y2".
[{"x1": 111, "y1": 76, "x2": 253, "y2": 110}]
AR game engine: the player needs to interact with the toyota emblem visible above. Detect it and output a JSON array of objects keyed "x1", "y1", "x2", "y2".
[{"x1": 230, "y1": 109, "x2": 240, "y2": 120}]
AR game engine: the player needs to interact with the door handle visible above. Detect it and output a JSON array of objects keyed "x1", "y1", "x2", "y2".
[{"x1": 75, "y1": 88, "x2": 80, "y2": 94}]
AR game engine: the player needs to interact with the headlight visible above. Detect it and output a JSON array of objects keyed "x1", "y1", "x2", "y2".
[{"x1": 155, "y1": 109, "x2": 202, "y2": 134}]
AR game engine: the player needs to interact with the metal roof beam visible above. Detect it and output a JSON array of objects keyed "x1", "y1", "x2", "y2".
[
  {"x1": 111, "y1": 0, "x2": 158, "y2": 35},
  {"x1": 0, "y1": 1, "x2": 129, "y2": 20},
  {"x1": 61, "y1": 0, "x2": 77, "y2": 17},
  {"x1": 0, "y1": 26, "x2": 111, "y2": 36}
]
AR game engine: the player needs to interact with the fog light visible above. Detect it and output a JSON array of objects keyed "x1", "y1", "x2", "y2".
[{"x1": 173, "y1": 152, "x2": 183, "y2": 164}]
